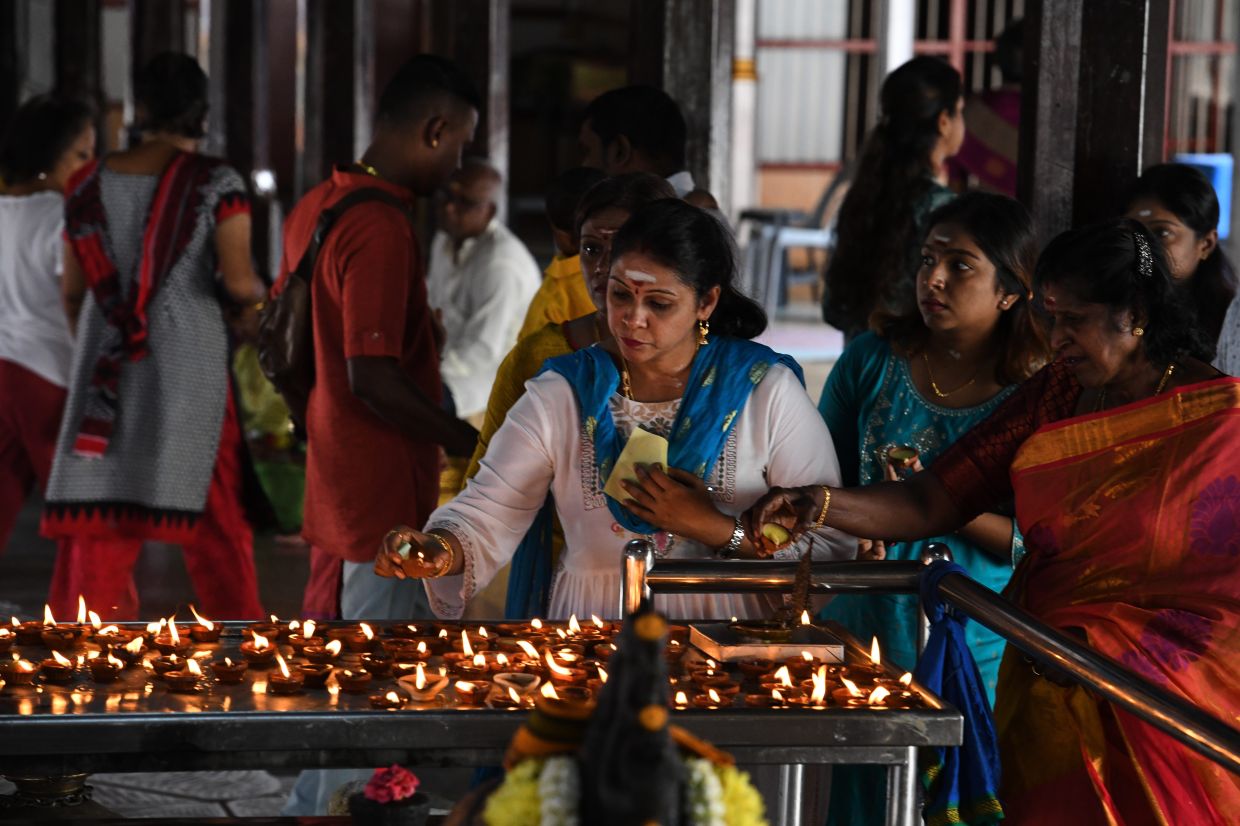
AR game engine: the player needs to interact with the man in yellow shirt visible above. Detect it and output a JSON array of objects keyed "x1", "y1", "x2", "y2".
[{"x1": 517, "y1": 166, "x2": 604, "y2": 340}]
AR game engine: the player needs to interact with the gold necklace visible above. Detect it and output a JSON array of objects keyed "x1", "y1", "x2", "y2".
[
  {"x1": 593, "y1": 316, "x2": 633, "y2": 399},
  {"x1": 1096, "y1": 362, "x2": 1176, "y2": 412},
  {"x1": 922, "y1": 351, "x2": 979, "y2": 399},
  {"x1": 356, "y1": 160, "x2": 382, "y2": 179}
]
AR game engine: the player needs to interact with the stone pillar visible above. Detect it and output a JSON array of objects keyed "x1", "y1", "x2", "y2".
[{"x1": 728, "y1": 0, "x2": 757, "y2": 218}]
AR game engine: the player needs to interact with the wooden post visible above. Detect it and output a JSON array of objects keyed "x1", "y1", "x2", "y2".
[{"x1": 1018, "y1": 0, "x2": 1171, "y2": 239}]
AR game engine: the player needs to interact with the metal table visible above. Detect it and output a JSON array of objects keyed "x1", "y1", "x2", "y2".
[{"x1": 0, "y1": 621, "x2": 960, "y2": 825}]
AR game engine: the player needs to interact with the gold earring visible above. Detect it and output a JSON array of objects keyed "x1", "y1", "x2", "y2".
[
  {"x1": 1133, "y1": 327, "x2": 1145, "y2": 337},
  {"x1": 697, "y1": 319, "x2": 710, "y2": 347},
  {"x1": 431, "y1": 138, "x2": 439, "y2": 148}
]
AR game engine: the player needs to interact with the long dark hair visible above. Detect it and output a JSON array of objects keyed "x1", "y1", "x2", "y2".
[
  {"x1": 609, "y1": 199, "x2": 767, "y2": 339},
  {"x1": 134, "y1": 52, "x2": 209, "y2": 138},
  {"x1": 1125, "y1": 163, "x2": 1237, "y2": 343},
  {"x1": 1035, "y1": 218, "x2": 1214, "y2": 365},
  {"x1": 574, "y1": 172, "x2": 676, "y2": 237},
  {"x1": 824, "y1": 57, "x2": 962, "y2": 334},
  {"x1": 0, "y1": 95, "x2": 95, "y2": 185},
  {"x1": 877, "y1": 192, "x2": 1049, "y2": 384}
]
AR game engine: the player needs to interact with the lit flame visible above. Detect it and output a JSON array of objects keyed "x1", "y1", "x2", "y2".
[
  {"x1": 326, "y1": 672, "x2": 340, "y2": 696},
  {"x1": 359, "y1": 622, "x2": 374, "y2": 640},
  {"x1": 303, "y1": 620, "x2": 317, "y2": 639},
  {"x1": 88, "y1": 610, "x2": 102, "y2": 630},
  {"x1": 17, "y1": 660, "x2": 34, "y2": 673},
  {"x1": 670, "y1": 639, "x2": 681, "y2": 647},
  {"x1": 43, "y1": 605, "x2": 55, "y2": 626},
  {"x1": 870, "y1": 636, "x2": 881, "y2": 667},
  {"x1": 801, "y1": 610, "x2": 811, "y2": 625},
  {"x1": 99, "y1": 625, "x2": 119, "y2": 636},
  {"x1": 416, "y1": 641, "x2": 428, "y2": 656},
  {"x1": 224, "y1": 657, "x2": 234, "y2": 667},
  {"x1": 899, "y1": 672, "x2": 913, "y2": 687},
  {"x1": 289, "y1": 620, "x2": 300, "y2": 632},
  {"x1": 51, "y1": 650, "x2": 72, "y2": 666},
  {"x1": 478, "y1": 626, "x2": 489, "y2": 638},
  {"x1": 540, "y1": 682, "x2": 559, "y2": 699},
  {"x1": 496, "y1": 653, "x2": 509, "y2": 666},
  {"x1": 568, "y1": 614, "x2": 582, "y2": 634},
  {"x1": 190, "y1": 605, "x2": 214, "y2": 631},
  {"x1": 774, "y1": 666, "x2": 793, "y2": 688},
  {"x1": 841, "y1": 677, "x2": 862, "y2": 697},
  {"x1": 706, "y1": 659, "x2": 717, "y2": 669},
  {"x1": 507, "y1": 686, "x2": 521, "y2": 703},
  {"x1": 810, "y1": 666, "x2": 827, "y2": 704},
  {"x1": 77, "y1": 595, "x2": 87, "y2": 625},
  {"x1": 276, "y1": 653, "x2": 290, "y2": 678},
  {"x1": 868, "y1": 685, "x2": 890, "y2": 706},
  {"x1": 124, "y1": 637, "x2": 144, "y2": 654},
  {"x1": 592, "y1": 614, "x2": 605, "y2": 629},
  {"x1": 385, "y1": 691, "x2": 401, "y2": 704},
  {"x1": 270, "y1": 614, "x2": 279, "y2": 624},
  {"x1": 544, "y1": 649, "x2": 574, "y2": 677},
  {"x1": 415, "y1": 663, "x2": 426, "y2": 690},
  {"x1": 325, "y1": 640, "x2": 342, "y2": 657},
  {"x1": 438, "y1": 629, "x2": 449, "y2": 639},
  {"x1": 675, "y1": 690, "x2": 689, "y2": 705},
  {"x1": 168, "y1": 620, "x2": 180, "y2": 645},
  {"x1": 146, "y1": 620, "x2": 162, "y2": 635},
  {"x1": 0, "y1": 628, "x2": 9, "y2": 638},
  {"x1": 597, "y1": 666, "x2": 609, "y2": 684},
  {"x1": 707, "y1": 688, "x2": 722, "y2": 704},
  {"x1": 252, "y1": 633, "x2": 270, "y2": 651},
  {"x1": 9, "y1": 617, "x2": 17, "y2": 627},
  {"x1": 772, "y1": 688, "x2": 785, "y2": 703},
  {"x1": 454, "y1": 680, "x2": 478, "y2": 693},
  {"x1": 461, "y1": 630, "x2": 474, "y2": 657},
  {"x1": 801, "y1": 650, "x2": 814, "y2": 662},
  {"x1": 556, "y1": 628, "x2": 568, "y2": 640},
  {"x1": 107, "y1": 653, "x2": 124, "y2": 668},
  {"x1": 472, "y1": 653, "x2": 486, "y2": 668},
  {"x1": 516, "y1": 640, "x2": 539, "y2": 659},
  {"x1": 187, "y1": 659, "x2": 203, "y2": 676},
  {"x1": 556, "y1": 649, "x2": 578, "y2": 663},
  {"x1": 531, "y1": 618, "x2": 543, "y2": 630}
]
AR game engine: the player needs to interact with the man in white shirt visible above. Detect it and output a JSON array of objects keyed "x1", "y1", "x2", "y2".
[{"x1": 427, "y1": 160, "x2": 541, "y2": 424}]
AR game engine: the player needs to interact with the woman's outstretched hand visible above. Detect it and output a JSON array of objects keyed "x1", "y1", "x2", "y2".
[
  {"x1": 621, "y1": 465, "x2": 721, "y2": 542},
  {"x1": 743, "y1": 485, "x2": 822, "y2": 555},
  {"x1": 374, "y1": 525, "x2": 452, "y2": 580}
]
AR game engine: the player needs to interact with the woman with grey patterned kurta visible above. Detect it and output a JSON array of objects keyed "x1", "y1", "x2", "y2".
[{"x1": 41, "y1": 53, "x2": 268, "y2": 620}]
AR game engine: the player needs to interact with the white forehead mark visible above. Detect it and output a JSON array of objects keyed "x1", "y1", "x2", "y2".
[
  {"x1": 1137, "y1": 209, "x2": 1153, "y2": 217},
  {"x1": 624, "y1": 269, "x2": 658, "y2": 283},
  {"x1": 932, "y1": 234, "x2": 952, "y2": 243}
]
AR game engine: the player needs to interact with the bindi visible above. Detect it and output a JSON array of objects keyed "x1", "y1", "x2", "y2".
[
  {"x1": 932, "y1": 234, "x2": 952, "y2": 243},
  {"x1": 625, "y1": 269, "x2": 657, "y2": 283},
  {"x1": 1137, "y1": 209, "x2": 1153, "y2": 217}
]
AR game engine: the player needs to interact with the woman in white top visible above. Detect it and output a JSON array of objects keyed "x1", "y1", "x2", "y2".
[
  {"x1": 0, "y1": 95, "x2": 95, "y2": 555},
  {"x1": 376, "y1": 199, "x2": 854, "y2": 620}
]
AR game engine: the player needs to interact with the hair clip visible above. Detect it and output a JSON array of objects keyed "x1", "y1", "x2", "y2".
[{"x1": 1133, "y1": 231, "x2": 1154, "y2": 279}]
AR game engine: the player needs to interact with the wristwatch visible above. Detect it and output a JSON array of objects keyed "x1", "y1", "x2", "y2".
[{"x1": 717, "y1": 516, "x2": 745, "y2": 559}]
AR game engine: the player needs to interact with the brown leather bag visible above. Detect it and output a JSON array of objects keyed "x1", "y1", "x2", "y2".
[{"x1": 256, "y1": 187, "x2": 412, "y2": 423}]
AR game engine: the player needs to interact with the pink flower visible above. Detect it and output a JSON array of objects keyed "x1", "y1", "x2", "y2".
[{"x1": 364, "y1": 764, "x2": 421, "y2": 803}]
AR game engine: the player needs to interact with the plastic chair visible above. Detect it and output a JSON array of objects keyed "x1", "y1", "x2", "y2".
[{"x1": 738, "y1": 165, "x2": 853, "y2": 317}]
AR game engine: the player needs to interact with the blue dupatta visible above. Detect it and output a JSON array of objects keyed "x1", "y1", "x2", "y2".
[
  {"x1": 541, "y1": 337, "x2": 804, "y2": 534},
  {"x1": 913, "y1": 560, "x2": 1004, "y2": 825}
]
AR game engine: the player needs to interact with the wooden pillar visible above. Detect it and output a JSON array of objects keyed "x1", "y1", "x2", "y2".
[
  {"x1": 627, "y1": 0, "x2": 735, "y2": 204},
  {"x1": 1018, "y1": 0, "x2": 1171, "y2": 240}
]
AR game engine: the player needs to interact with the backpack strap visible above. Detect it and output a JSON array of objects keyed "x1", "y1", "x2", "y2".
[{"x1": 290, "y1": 187, "x2": 414, "y2": 284}]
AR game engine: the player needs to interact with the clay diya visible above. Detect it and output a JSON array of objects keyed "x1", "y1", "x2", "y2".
[
  {"x1": 334, "y1": 668, "x2": 373, "y2": 693},
  {"x1": 239, "y1": 633, "x2": 278, "y2": 666},
  {"x1": 1, "y1": 659, "x2": 37, "y2": 687},
  {"x1": 210, "y1": 657, "x2": 248, "y2": 684},
  {"x1": 164, "y1": 659, "x2": 205, "y2": 693},
  {"x1": 452, "y1": 679, "x2": 491, "y2": 706},
  {"x1": 543, "y1": 651, "x2": 587, "y2": 685},
  {"x1": 390, "y1": 661, "x2": 433, "y2": 679},
  {"x1": 692, "y1": 688, "x2": 727, "y2": 709},
  {"x1": 369, "y1": 690, "x2": 407, "y2": 710},
  {"x1": 88, "y1": 654, "x2": 124, "y2": 683},
  {"x1": 247, "y1": 622, "x2": 281, "y2": 642},
  {"x1": 298, "y1": 663, "x2": 332, "y2": 689},
  {"x1": 359, "y1": 652, "x2": 393, "y2": 677},
  {"x1": 40, "y1": 625, "x2": 83, "y2": 652},
  {"x1": 736, "y1": 658, "x2": 775, "y2": 681},
  {"x1": 303, "y1": 639, "x2": 344, "y2": 664},
  {"x1": 689, "y1": 667, "x2": 728, "y2": 686},
  {"x1": 152, "y1": 654, "x2": 187, "y2": 679},
  {"x1": 593, "y1": 642, "x2": 618, "y2": 662},
  {"x1": 188, "y1": 606, "x2": 222, "y2": 643},
  {"x1": 702, "y1": 677, "x2": 740, "y2": 697},
  {"x1": 397, "y1": 663, "x2": 448, "y2": 703},
  {"x1": 493, "y1": 672, "x2": 540, "y2": 698},
  {"x1": 14, "y1": 620, "x2": 44, "y2": 646},
  {"x1": 267, "y1": 655, "x2": 304, "y2": 695},
  {"x1": 487, "y1": 685, "x2": 532, "y2": 710},
  {"x1": 151, "y1": 624, "x2": 193, "y2": 656},
  {"x1": 451, "y1": 654, "x2": 491, "y2": 681},
  {"x1": 0, "y1": 628, "x2": 13, "y2": 655},
  {"x1": 110, "y1": 637, "x2": 149, "y2": 667},
  {"x1": 744, "y1": 692, "x2": 782, "y2": 708},
  {"x1": 38, "y1": 652, "x2": 75, "y2": 683}
]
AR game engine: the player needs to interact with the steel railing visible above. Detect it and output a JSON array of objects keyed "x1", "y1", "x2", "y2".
[{"x1": 622, "y1": 541, "x2": 1240, "y2": 777}]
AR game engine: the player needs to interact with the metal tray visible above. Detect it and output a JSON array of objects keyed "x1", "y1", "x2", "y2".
[{"x1": 689, "y1": 622, "x2": 845, "y2": 662}]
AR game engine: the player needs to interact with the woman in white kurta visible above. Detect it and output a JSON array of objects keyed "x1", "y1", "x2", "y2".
[{"x1": 376, "y1": 199, "x2": 853, "y2": 619}]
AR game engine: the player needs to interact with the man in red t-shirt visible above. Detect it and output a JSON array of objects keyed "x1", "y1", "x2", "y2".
[{"x1": 281, "y1": 56, "x2": 480, "y2": 621}]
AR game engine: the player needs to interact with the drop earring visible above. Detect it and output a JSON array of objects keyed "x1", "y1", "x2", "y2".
[
  {"x1": 697, "y1": 319, "x2": 710, "y2": 347},
  {"x1": 1133, "y1": 327, "x2": 1145, "y2": 337},
  {"x1": 431, "y1": 138, "x2": 440, "y2": 148}
]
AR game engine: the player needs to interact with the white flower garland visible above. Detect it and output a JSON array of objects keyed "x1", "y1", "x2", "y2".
[
  {"x1": 684, "y1": 757, "x2": 727, "y2": 826},
  {"x1": 538, "y1": 756, "x2": 579, "y2": 826}
]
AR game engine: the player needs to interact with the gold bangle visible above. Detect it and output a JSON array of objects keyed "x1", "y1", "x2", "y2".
[
  {"x1": 251, "y1": 299, "x2": 266, "y2": 311},
  {"x1": 811, "y1": 486, "x2": 831, "y2": 529},
  {"x1": 427, "y1": 532, "x2": 455, "y2": 578}
]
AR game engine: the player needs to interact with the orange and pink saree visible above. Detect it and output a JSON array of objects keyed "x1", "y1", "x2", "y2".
[{"x1": 934, "y1": 366, "x2": 1240, "y2": 825}]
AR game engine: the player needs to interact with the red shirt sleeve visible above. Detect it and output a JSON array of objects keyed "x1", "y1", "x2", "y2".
[
  {"x1": 330, "y1": 204, "x2": 415, "y2": 359},
  {"x1": 929, "y1": 362, "x2": 1082, "y2": 519}
]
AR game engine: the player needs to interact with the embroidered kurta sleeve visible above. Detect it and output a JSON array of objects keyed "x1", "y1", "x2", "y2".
[
  {"x1": 759, "y1": 364, "x2": 857, "y2": 562},
  {"x1": 423, "y1": 373, "x2": 560, "y2": 618}
]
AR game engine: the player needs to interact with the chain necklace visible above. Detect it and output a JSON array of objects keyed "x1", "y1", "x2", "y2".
[
  {"x1": 1096, "y1": 361, "x2": 1177, "y2": 412},
  {"x1": 922, "y1": 351, "x2": 980, "y2": 399},
  {"x1": 355, "y1": 160, "x2": 382, "y2": 179}
]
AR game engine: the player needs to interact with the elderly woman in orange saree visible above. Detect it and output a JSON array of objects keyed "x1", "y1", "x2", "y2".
[{"x1": 747, "y1": 219, "x2": 1240, "y2": 824}]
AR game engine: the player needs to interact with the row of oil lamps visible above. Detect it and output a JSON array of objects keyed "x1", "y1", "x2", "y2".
[{"x1": 0, "y1": 599, "x2": 924, "y2": 711}]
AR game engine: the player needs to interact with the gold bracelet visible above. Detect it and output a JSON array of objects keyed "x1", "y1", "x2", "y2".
[
  {"x1": 811, "y1": 486, "x2": 831, "y2": 529},
  {"x1": 427, "y1": 532, "x2": 455, "y2": 578},
  {"x1": 251, "y1": 299, "x2": 266, "y2": 312}
]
